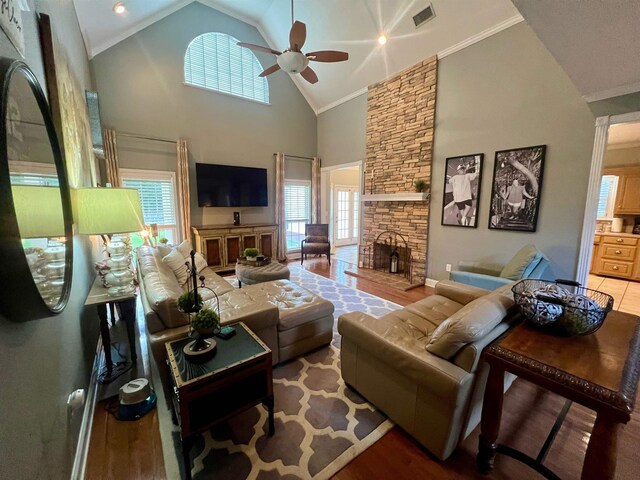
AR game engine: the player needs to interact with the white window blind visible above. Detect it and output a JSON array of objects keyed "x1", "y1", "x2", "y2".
[
  {"x1": 122, "y1": 177, "x2": 176, "y2": 226},
  {"x1": 285, "y1": 182, "x2": 310, "y2": 221},
  {"x1": 10, "y1": 173, "x2": 59, "y2": 186},
  {"x1": 184, "y1": 32, "x2": 269, "y2": 104},
  {"x1": 597, "y1": 175, "x2": 618, "y2": 219}
]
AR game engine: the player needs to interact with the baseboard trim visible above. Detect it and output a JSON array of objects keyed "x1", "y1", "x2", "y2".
[
  {"x1": 424, "y1": 278, "x2": 439, "y2": 288},
  {"x1": 70, "y1": 337, "x2": 103, "y2": 480}
]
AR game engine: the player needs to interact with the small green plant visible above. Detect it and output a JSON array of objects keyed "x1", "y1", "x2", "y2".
[
  {"x1": 158, "y1": 237, "x2": 169, "y2": 245},
  {"x1": 414, "y1": 179, "x2": 427, "y2": 193},
  {"x1": 177, "y1": 291, "x2": 202, "y2": 313},
  {"x1": 243, "y1": 247, "x2": 259, "y2": 258},
  {"x1": 192, "y1": 308, "x2": 219, "y2": 332}
]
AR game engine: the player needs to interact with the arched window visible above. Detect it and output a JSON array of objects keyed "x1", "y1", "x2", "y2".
[{"x1": 184, "y1": 32, "x2": 269, "y2": 104}]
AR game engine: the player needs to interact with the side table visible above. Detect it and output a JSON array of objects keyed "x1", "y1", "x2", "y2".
[
  {"x1": 85, "y1": 276, "x2": 138, "y2": 384},
  {"x1": 166, "y1": 322, "x2": 274, "y2": 480},
  {"x1": 477, "y1": 310, "x2": 640, "y2": 480}
]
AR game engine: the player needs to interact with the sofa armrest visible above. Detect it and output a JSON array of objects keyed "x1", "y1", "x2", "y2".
[
  {"x1": 338, "y1": 312, "x2": 471, "y2": 399},
  {"x1": 435, "y1": 280, "x2": 489, "y2": 305},
  {"x1": 457, "y1": 261, "x2": 504, "y2": 277},
  {"x1": 449, "y1": 271, "x2": 513, "y2": 291}
]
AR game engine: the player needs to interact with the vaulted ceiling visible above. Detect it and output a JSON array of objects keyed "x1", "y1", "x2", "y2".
[{"x1": 73, "y1": 0, "x2": 522, "y2": 113}]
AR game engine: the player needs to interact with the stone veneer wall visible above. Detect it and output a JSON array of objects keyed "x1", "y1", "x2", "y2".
[{"x1": 362, "y1": 57, "x2": 437, "y2": 283}]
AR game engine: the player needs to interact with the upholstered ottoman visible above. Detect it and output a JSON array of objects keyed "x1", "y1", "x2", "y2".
[{"x1": 236, "y1": 262, "x2": 290, "y2": 287}]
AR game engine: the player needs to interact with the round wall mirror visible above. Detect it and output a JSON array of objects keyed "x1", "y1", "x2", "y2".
[{"x1": 0, "y1": 58, "x2": 73, "y2": 320}]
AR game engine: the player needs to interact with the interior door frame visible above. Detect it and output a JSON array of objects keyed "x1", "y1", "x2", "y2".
[
  {"x1": 577, "y1": 110, "x2": 640, "y2": 286},
  {"x1": 320, "y1": 161, "x2": 362, "y2": 248},
  {"x1": 333, "y1": 184, "x2": 359, "y2": 246}
]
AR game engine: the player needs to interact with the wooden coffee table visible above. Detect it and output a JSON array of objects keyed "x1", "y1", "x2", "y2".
[
  {"x1": 477, "y1": 310, "x2": 640, "y2": 480},
  {"x1": 166, "y1": 322, "x2": 274, "y2": 480}
]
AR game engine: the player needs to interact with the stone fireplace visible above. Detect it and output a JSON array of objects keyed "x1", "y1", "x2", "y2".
[
  {"x1": 360, "y1": 57, "x2": 437, "y2": 284},
  {"x1": 360, "y1": 230, "x2": 413, "y2": 282}
]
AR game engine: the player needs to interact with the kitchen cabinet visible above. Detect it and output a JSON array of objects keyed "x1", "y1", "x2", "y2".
[
  {"x1": 593, "y1": 233, "x2": 639, "y2": 280},
  {"x1": 605, "y1": 166, "x2": 640, "y2": 215}
]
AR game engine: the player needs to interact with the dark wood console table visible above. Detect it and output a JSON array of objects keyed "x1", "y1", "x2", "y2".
[{"x1": 477, "y1": 310, "x2": 640, "y2": 480}]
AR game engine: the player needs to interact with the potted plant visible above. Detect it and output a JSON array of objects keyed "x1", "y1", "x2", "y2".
[
  {"x1": 177, "y1": 291, "x2": 202, "y2": 313},
  {"x1": 158, "y1": 237, "x2": 169, "y2": 245},
  {"x1": 414, "y1": 179, "x2": 428, "y2": 193},
  {"x1": 243, "y1": 247, "x2": 260, "y2": 261},
  {"x1": 191, "y1": 307, "x2": 220, "y2": 338}
]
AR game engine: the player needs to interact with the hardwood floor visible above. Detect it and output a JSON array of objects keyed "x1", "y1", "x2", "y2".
[{"x1": 85, "y1": 256, "x2": 640, "y2": 480}]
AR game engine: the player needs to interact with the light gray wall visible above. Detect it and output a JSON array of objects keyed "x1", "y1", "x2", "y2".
[
  {"x1": 317, "y1": 92, "x2": 367, "y2": 167},
  {"x1": 604, "y1": 145, "x2": 640, "y2": 167},
  {"x1": 428, "y1": 23, "x2": 596, "y2": 281},
  {"x1": 0, "y1": 1, "x2": 99, "y2": 479},
  {"x1": 589, "y1": 91, "x2": 640, "y2": 118},
  {"x1": 92, "y1": 2, "x2": 317, "y2": 228},
  {"x1": 284, "y1": 157, "x2": 312, "y2": 181}
]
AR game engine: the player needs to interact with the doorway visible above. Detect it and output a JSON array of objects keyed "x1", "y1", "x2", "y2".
[
  {"x1": 320, "y1": 163, "x2": 362, "y2": 252},
  {"x1": 578, "y1": 112, "x2": 640, "y2": 297},
  {"x1": 334, "y1": 185, "x2": 359, "y2": 246}
]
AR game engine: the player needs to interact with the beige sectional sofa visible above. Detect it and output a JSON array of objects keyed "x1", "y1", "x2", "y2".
[
  {"x1": 338, "y1": 280, "x2": 517, "y2": 460},
  {"x1": 136, "y1": 246, "x2": 334, "y2": 386}
]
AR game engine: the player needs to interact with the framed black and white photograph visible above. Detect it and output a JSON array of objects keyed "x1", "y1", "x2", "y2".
[
  {"x1": 488, "y1": 145, "x2": 546, "y2": 232},
  {"x1": 441, "y1": 153, "x2": 483, "y2": 228}
]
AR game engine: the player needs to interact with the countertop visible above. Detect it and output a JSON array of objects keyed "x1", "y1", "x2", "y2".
[{"x1": 594, "y1": 231, "x2": 639, "y2": 238}]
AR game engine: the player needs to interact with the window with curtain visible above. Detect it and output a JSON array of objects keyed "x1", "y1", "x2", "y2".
[
  {"x1": 284, "y1": 180, "x2": 311, "y2": 252},
  {"x1": 184, "y1": 32, "x2": 269, "y2": 104},
  {"x1": 597, "y1": 175, "x2": 619, "y2": 219},
  {"x1": 121, "y1": 169, "x2": 179, "y2": 248}
]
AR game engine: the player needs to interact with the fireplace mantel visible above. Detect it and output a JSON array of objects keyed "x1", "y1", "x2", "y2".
[{"x1": 361, "y1": 193, "x2": 429, "y2": 202}]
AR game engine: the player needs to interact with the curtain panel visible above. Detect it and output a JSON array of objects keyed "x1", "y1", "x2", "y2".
[
  {"x1": 177, "y1": 139, "x2": 191, "y2": 242},
  {"x1": 311, "y1": 157, "x2": 321, "y2": 223},
  {"x1": 103, "y1": 128, "x2": 121, "y2": 187},
  {"x1": 275, "y1": 152, "x2": 287, "y2": 261}
]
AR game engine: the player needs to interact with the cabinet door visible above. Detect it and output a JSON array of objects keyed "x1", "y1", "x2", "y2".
[
  {"x1": 614, "y1": 174, "x2": 640, "y2": 214},
  {"x1": 204, "y1": 237, "x2": 223, "y2": 268},
  {"x1": 242, "y1": 234, "x2": 258, "y2": 252},
  {"x1": 260, "y1": 233, "x2": 274, "y2": 258},
  {"x1": 225, "y1": 235, "x2": 241, "y2": 266}
]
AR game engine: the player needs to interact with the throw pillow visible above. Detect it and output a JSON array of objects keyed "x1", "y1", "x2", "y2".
[
  {"x1": 500, "y1": 244, "x2": 540, "y2": 280},
  {"x1": 162, "y1": 248, "x2": 190, "y2": 286},
  {"x1": 176, "y1": 240, "x2": 192, "y2": 259},
  {"x1": 426, "y1": 292, "x2": 513, "y2": 359},
  {"x1": 157, "y1": 244, "x2": 172, "y2": 258},
  {"x1": 305, "y1": 235, "x2": 328, "y2": 243},
  {"x1": 193, "y1": 252, "x2": 208, "y2": 273}
]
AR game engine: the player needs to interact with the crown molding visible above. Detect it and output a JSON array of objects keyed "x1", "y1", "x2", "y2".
[
  {"x1": 316, "y1": 88, "x2": 368, "y2": 115},
  {"x1": 583, "y1": 81, "x2": 640, "y2": 103},
  {"x1": 437, "y1": 14, "x2": 524, "y2": 59}
]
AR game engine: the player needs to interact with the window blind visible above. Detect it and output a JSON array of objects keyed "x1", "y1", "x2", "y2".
[
  {"x1": 184, "y1": 32, "x2": 269, "y2": 104},
  {"x1": 597, "y1": 175, "x2": 618, "y2": 219},
  {"x1": 10, "y1": 173, "x2": 59, "y2": 186},
  {"x1": 284, "y1": 183, "x2": 310, "y2": 221},
  {"x1": 122, "y1": 177, "x2": 176, "y2": 226}
]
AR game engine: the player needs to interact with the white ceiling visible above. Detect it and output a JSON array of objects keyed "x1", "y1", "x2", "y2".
[
  {"x1": 512, "y1": 0, "x2": 640, "y2": 102},
  {"x1": 608, "y1": 122, "x2": 640, "y2": 147},
  {"x1": 73, "y1": 0, "x2": 522, "y2": 113}
]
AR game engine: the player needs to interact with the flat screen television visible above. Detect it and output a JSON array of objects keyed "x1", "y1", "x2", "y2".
[{"x1": 196, "y1": 163, "x2": 268, "y2": 207}]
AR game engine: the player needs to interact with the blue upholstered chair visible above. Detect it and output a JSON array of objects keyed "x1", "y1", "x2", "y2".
[{"x1": 450, "y1": 244, "x2": 549, "y2": 291}]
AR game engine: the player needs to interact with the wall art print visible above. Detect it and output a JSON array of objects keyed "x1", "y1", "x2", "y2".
[
  {"x1": 488, "y1": 145, "x2": 546, "y2": 232},
  {"x1": 38, "y1": 13, "x2": 96, "y2": 188},
  {"x1": 441, "y1": 153, "x2": 483, "y2": 228}
]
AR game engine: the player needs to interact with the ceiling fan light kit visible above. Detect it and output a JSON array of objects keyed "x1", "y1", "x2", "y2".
[{"x1": 237, "y1": 1, "x2": 348, "y2": 84}]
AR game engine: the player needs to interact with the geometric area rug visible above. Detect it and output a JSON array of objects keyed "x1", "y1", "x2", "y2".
[{"x1": 155, "y1": 265, "x2": 401, "y2": 479}]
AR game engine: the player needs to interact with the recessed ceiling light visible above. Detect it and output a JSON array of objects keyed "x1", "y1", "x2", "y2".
[
  {"x1": 113, "y1": 2, "x2": 126, "y2": 15},
  {"x1": 377, "y1": 35, "x2": 387, "y2": 45}
]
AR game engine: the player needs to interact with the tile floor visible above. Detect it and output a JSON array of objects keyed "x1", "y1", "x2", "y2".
[{"x1": 587, "y1": 274, "x2": 640, "y2": 315}]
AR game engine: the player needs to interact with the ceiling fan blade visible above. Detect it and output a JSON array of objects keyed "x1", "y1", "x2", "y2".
[
  {"x1": 306, "y1": 50, "x2": 349, "y2": 62},
  {"x1": 300, "y1": 66, "x2": 318, "y2": 84},
  {"x1": 289, "y1": 21, "x2": 306, "y2": 51},
  {"x1": 259, "y1": 64, "x2": 281, "y2": 77},
  {"x1": 237, "y1": 42, "x2": 281, "y2": 55}
]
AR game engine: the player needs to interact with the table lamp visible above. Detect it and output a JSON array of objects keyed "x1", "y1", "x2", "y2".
[
  {"x1": 76, "y1": 187, "x2": 144, "y2": 296},
  {"x1": 12, "y1": 185, "x2": 66, "y2": 306}
]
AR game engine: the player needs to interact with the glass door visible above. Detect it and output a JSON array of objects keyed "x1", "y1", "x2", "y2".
[{"x1": 334, "y1": 186, "x2": 359, "y2": 246}]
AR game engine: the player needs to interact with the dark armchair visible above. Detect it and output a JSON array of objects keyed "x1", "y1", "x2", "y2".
[{"x1": 301, "y1": 224, "x2": 331, "y2": 265}]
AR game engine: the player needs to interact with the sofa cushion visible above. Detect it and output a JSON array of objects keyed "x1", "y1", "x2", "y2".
[
  {"x1": 143, "y1": 271, "x2": 189, "y2": 329},
  {"x1": 404, "y1": 295, "x2": 464, "y2": 330},
  {"x1": 176, "y1": 239, "x2": 192, "y2": 258},
  {"x1": 426, "y1": 291, "x2": 514, "y2": 360},
  {"x1": 199, "y1": 268, "x2": 235, "y2": 298},
  {"x1": 157, "y1": 244, "x2": 172, "y2": 257},
  {"x1": 379, "y1": 309, "x2": 442, "y2": 338},
  {"x1": 162, "y1": 248, "x2": 190, "y2": 286},
  {"x1": 435, "y1": 280, "x2": 489, "y2": 305},
  {"x1": 192, "y1": 252, "x2": 208, "y2": 273},
  {"x1": 500, "y1": 244, "x2": 540, "y2": 280}
]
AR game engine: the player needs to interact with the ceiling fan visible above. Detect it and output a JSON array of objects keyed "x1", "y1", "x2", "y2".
[{"x1": 237, "y1": 0, "x2": 348, "y2": 84}]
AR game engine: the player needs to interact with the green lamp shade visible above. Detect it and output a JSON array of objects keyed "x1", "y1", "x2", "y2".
[
  {"x1": 11, "y1": 185, "x2": 65, "y2": 238},
  {"x1": 76, "y1": 187, "x2": 144, "y2": 235}
]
